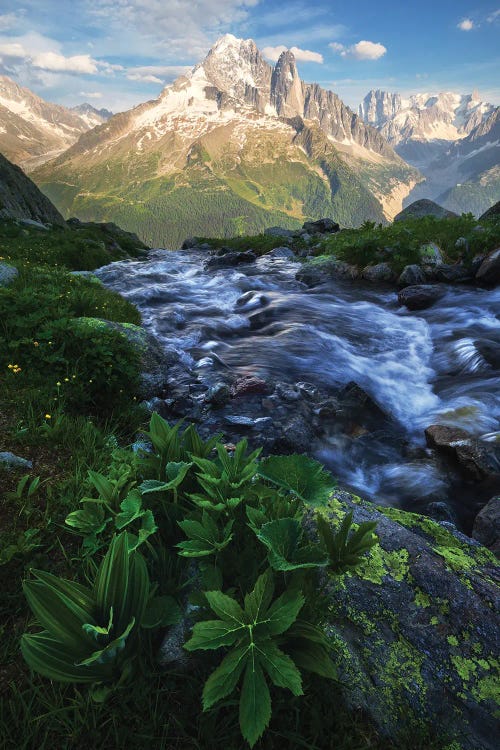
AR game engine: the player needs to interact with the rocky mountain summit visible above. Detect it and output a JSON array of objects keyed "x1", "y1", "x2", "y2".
[
  {"x1": 71, "y1": 103, "x2": 113, "y2": 129},
  {"x1": 359, "y1": 88, "x2": 499, "y2": 216},
  {"x1": 0, "y1": 75, "x2": 110, "y2": 169},
  {"x1": 31, "y1": 35, "x2": 419, "y2": 247}
]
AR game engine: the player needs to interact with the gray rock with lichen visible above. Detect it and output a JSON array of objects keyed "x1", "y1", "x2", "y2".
[
  {"x1": 0, "y1": 262, "x2": 18, "y2": 287},
  {"x1": 0, "y1": 452, "x2": 32, "y2": 470},
  {"x1": 309, "y1": 490, "x2": 499, "y2": 750}
]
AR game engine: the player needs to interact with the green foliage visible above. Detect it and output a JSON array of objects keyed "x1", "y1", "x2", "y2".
[
  {"x1": 21, "y1": 533, "x2": 156, "y2": 688},
  {"x1": 256, "y1": 518, "x2": 328, "y2": 571},
  {"x1": 8, "y1": 473, "x2": 41, "y2": 500},
  {"x1": 17, "y1": 413, "x2": 383, "y2": 748},
  {"x1": 258, "y1": 454, "x2": 336, "y2": 506},
  {"x1": 185, "y1": 570, "x2": 312, "y2": 746},
  {"x1": 141, "y1": 412, "x2": 221, "y2": 478},
  {"x1": 188, "y1": 440, "x2": 261, "y2": 513},
  {"x1": 317, "y1": 511, "x2": 378, "y2": 574},
  {"x1": 0, "y1": 528, "x2": 41, "y2": 565},
  {"x1": 176, "y1": 511, "x2": 234, "y2": 558},
  {"x1": 66, "y1": 463, "x2": 156, "y2": 555},
  {"x1": 0, "y1": 217, "x2": 146, "y2": 271},
  {"x1": 318, "y1": 213, "x2": 500, "y2": 273}
]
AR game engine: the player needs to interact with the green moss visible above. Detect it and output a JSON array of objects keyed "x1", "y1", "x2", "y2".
[
  {"x1": 415, "y1": 589, "x2": 432, "y2": 608},
  {"x1": 380, "y1": 505, "x2": 497, "y2": 573},
  {"x1": 379, "y1": 636, "x2": 427, "y2": 715},
  {"x1": 447, "y1": 635, "x2": 459, "y2": 647},
  {"x1": 354, "y1": 545, "x2": 410, "y2": 585}
]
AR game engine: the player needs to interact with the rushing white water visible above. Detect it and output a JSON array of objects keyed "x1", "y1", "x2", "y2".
[{"x1": 96, "y1": 249, "x2": 500, "y2": 519}]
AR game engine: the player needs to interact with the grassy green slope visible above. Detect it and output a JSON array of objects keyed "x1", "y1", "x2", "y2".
[
  {"x1": 439, "y1": 165, "x2": 500, "y2": 217},
  {"x1": 33, "y1": 122, "x2": 389, "y2": 248}
]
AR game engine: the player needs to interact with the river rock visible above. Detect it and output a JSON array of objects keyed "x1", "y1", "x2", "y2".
[
  {"x1": 205, "y1": 382, "x2": 231, "y2": 406},
  {"x1": 296, "y1": 258, "x2": 359, "y2": 286},
  {"x1": 472, "y1": 496, "x2": 500, "y2": 556},
  {"x1": 310, "y1": 489, "x2": 499, "y2": 750},
  {"x1": 0, "y1": 262, "x2": 18, "y2": 287},
  {"x1": 397, "y1": 264, "x2": 426, "y2": 288},
  {"x1": 475, "y1": 248, "x2": 500, "y2": 286},
  {"x1": 230, "y1": 375, "x2": 269, "y2": 398},
  {"x1": 425, "y1": 425, "x2": 500, "y2": 481},
  {"x1": 418, "y1": 242, "x2": 443, "y2": 266},
  {"x1": 264, "y1": 226, "x2": 295, "y2": 238},
  {"x1": 267, "y1": 246, "x2": 295, "y2": 259},
  {"x1": 0, "y1": 452, "x2": 33, "y2": 471},
  {"x1": 302, "y1": 218, "x2": 340, "y2": 234},
  {"x1": 434, "y1": 264, "x2": 472, "y2": 283},
  {"x1": 361, "y1": 262, "x2": 395, "y2": 283},
  {"x1": 206, "y1": 250, "x2": 256, "y2": 269},
  {"x1": 181, "y1": 237, "x2": 203, "y2": 249},
  {"x1": 398, "y1": 285, "x2": 444, "y2": 311}
]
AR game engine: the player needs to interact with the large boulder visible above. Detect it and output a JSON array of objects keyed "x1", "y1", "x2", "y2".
[
  {"x1": 310, "y1": 490, "x2": 500, "y2": 750},
  {"x1": 0, "y1": 262, "x2": 18, "y2": 288},
  {"x1": 473, "y1": 496, "x2": 500, "y2": 557},
  {"x1": 302, "y1": 218, "x2": 340, "y2": 234},
  {"x1": 206, "y1": 250, "x2": 256, "y2": 269},
  {"x1": 475, "y1": 248, "x2": 500, "y2": 287},
  {"x1": 397, "y1": 264, "x2": 427, "y2": 288},
  {"x1": 74, "y1": 319, "x2": 179, "y2": 399},
  {"x1": 394, "y1": 200, "x2": 459, "y2": 222},
  {"x1": 425, "y1": 425, "x2": 500, "y2": 481},
  {"x1": 361, "y1": 262, "x2": 395, "y2": 282},
  {"x1": 418, "y1": 242, "x2": 443, "y2": 266},
  {"x1": 398, "y1": 285, "x2": 444, "y2": 311}
]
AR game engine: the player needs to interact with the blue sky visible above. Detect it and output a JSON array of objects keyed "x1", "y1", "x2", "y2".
[{"x1": 0, "y1": 1, "x2": 498, "y2": 112}]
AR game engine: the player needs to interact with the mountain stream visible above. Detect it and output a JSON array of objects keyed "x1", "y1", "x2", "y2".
[{"x1": 96, "y1": 249, "x2": 500, "y2": 529}]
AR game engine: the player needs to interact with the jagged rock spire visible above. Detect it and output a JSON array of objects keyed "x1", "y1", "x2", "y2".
[{"x1": 270, "y1": 50, "x2": 304, "y2": 117}]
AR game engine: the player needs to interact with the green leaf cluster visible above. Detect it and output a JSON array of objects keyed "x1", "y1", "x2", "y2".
[
  {"x1": 185, "y1": 570, "x2": 309, "y2": 746},
  {"x1": 21, "y1": 533, "x2": 159, "y2": 687},
  {"x1": 22, "y1": 414, "x2": 379, "y2": 747}
]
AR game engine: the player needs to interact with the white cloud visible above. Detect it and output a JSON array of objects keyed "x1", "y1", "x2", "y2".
[
  {"x1": 487, "y1": 9, "x2": 500, "y2": 22},
  {"x1": 330, "y1": 40, "x2": 387, "y2": 60},
  {"x1": 89, "y1": 0, "x2": 261, "y2": 59},
  {"x1": 32, "y1": 51, "x2": 99, "y2": 73},
  {"x1": 127, "y1": 72, "x2": 163, "y2": 83},
  {"x1": 262, "y1": 45, "x2": 323, "y2": 63},
  {"x1": 0, "y1": 41, "x2": 27, "y2": 58},
  {"x1": 125, "y1": 65, "x2": 190, "y2": 84},
  {"x1": 457, "y1": 18, "x2": 474, "y2": 31},
  {"x1": 0, "y1": 13, "x2": 18, "y2": 31},
  {"x1": 79, "y1": 90, "x2": 103, "y2": 99}
]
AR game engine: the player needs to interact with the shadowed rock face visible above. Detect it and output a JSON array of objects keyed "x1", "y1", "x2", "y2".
[
  {"x1": 308, "y1": 490, "x2": 500, "y2": 750},
  {"x1": 480, "y1": 200, "x2": 500, "y2": 221},
  {"x1": 0, "y1": 152, "x2": 65, "y2": 225}
]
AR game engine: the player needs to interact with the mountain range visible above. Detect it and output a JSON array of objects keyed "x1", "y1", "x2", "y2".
[
  {"x1": 0, "y1": 75, "x2": 112, "y2": 169},
  {"x1": 28, "y1": 35, "x2": 420, "y2": 247},
  {"x1": 359, "y1": 89, "x2": 499, "y2": 216}
]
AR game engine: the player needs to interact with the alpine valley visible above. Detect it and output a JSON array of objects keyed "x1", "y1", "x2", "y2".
[
  {"x1": 359, "y1": 89, "x2": 500, "y2": 216},
  {"x1": 29, "y1": 35, "x2": 421, "y2": 248},
  {"x1": 0, "y1": 75, "x2": 112, "y2": 170}
]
